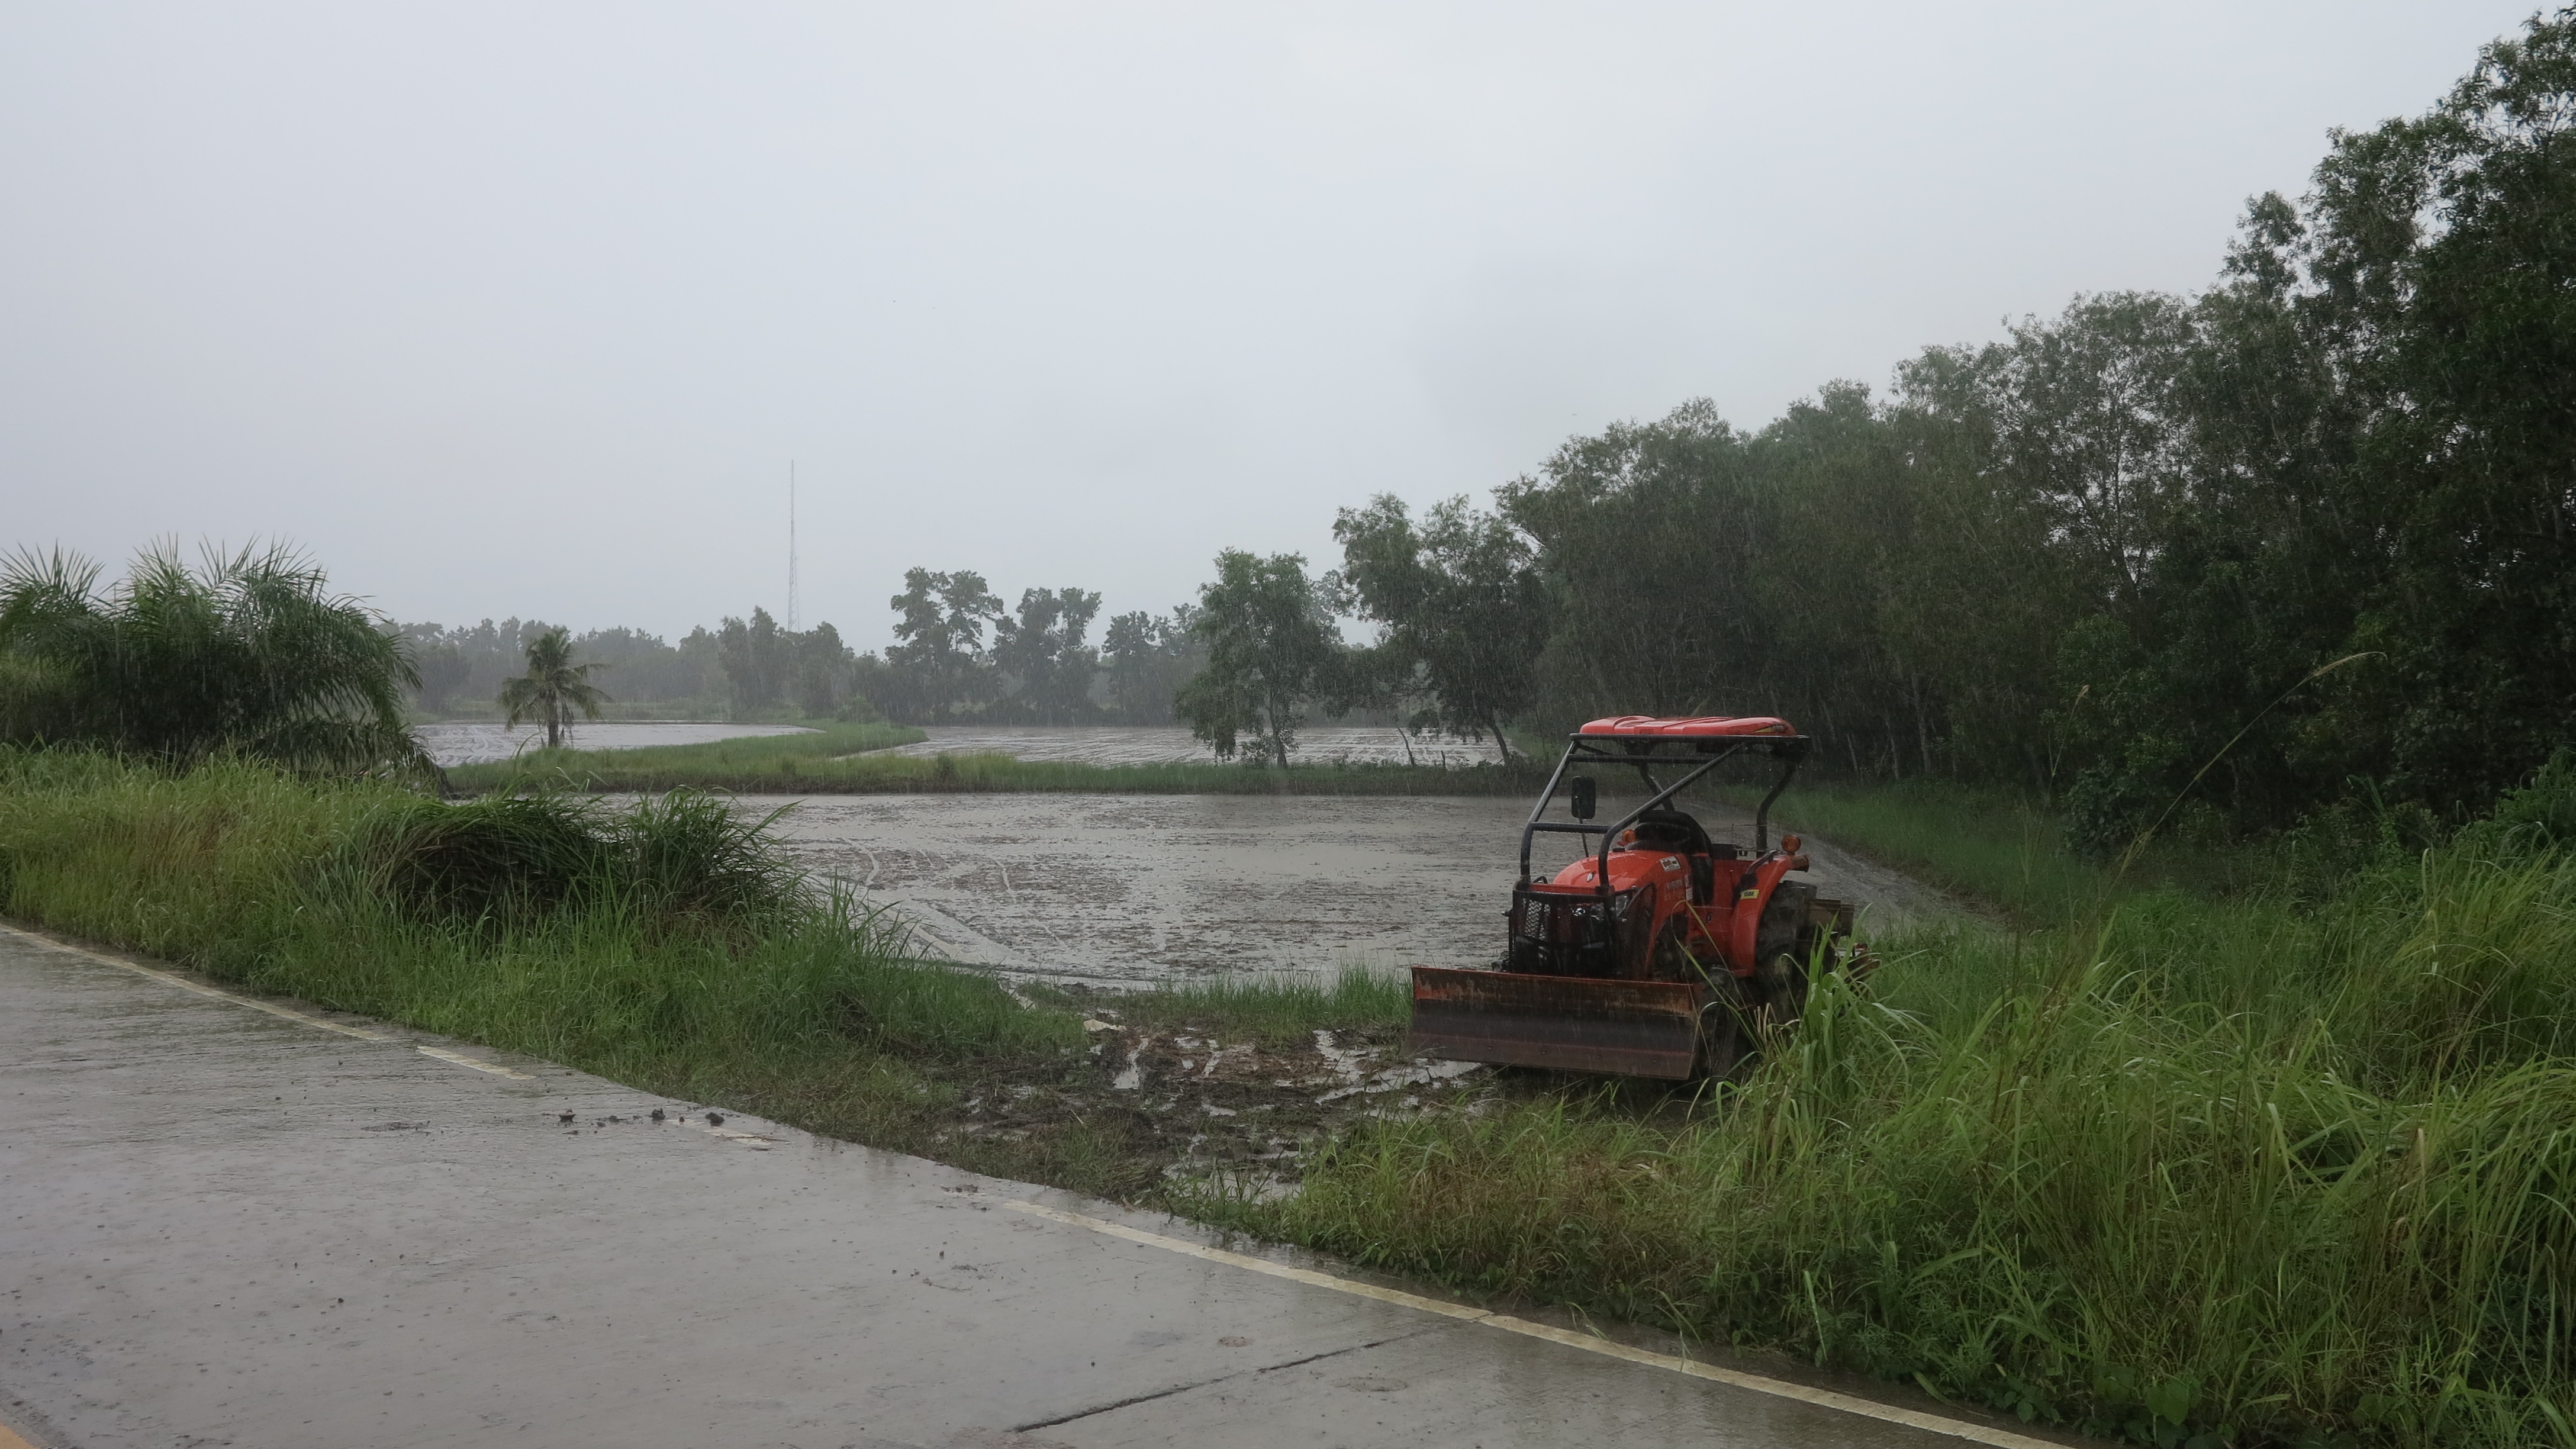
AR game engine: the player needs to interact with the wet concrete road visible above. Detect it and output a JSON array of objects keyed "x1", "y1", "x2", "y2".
[
  {"x1": 759, "y1": 793, "x2": 1956, "y2": 983},
  {"x1": 0, "y1": 925, "x2": 2073, "y2": 1449}
]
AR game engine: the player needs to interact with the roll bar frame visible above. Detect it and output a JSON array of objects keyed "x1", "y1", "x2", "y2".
[{"x1": 1517, "y1": 732, "x2": 1810, "y2": 896}]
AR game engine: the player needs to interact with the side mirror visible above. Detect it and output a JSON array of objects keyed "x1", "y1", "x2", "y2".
[{"x1": 1570, "y1": 776, "x2": 1596, "y2": 820}]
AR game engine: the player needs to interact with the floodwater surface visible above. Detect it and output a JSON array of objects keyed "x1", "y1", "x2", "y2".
[
  {"x1": 881, "y1": 723, "x2": 1509, "y2": 767},
  {"x1": 415, "y1": 719, "x2": 814, "y2": 766},
  {"x1": 755, "y1": 792, "x2": 1954, "y2": 983}
]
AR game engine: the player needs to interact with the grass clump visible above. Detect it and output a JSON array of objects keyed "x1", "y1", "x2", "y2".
[{"x1": 348, "y1": 789, "x2": 805, "y2": 929}]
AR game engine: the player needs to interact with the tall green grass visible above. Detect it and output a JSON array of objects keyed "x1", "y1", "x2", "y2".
[
  {"x1": 1743, "y1": 778, "x2": 2109, "y2": 922},
  {"x1": 1197, "y1": 776, "x2": 2576, "y2": 1447},
  {"x1": 1729, "y1": 776, "x2": 2332, "y2": 926},
  {"x1": 0, "y1": 750, "x2": 1080, "y2": 1112}
]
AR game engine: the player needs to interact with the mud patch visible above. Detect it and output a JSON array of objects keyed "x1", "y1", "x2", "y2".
[{"x1": 915, "y1": 1012, "x2": 1503, "y2": 1195}]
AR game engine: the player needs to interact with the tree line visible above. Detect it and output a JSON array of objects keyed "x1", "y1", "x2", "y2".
[
  {"x1": 391, "y1": 575, "x2": 1212, "y2": 729},
  {"x1": 1178, "y1": 12, "x2": 2576, "y2": 845}
]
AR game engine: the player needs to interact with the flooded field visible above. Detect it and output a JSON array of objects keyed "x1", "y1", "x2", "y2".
[
  {"x1": 415, "y1": 720, "x2": 814, "y2": 767},
  {"x1": 880, "y1": 724, "x2": 1505, "y2": 767},
  {"x1": 754, "y1": 791, "x2": 1953, "y2": 984}
]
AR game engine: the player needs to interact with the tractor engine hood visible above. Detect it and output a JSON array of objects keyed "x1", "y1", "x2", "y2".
[{"x1": 1546, "y1": 849, "x2": 1686, "y2": 895}]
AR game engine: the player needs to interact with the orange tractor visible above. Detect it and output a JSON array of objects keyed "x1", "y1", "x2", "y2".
[{"x1": 1410, "y1": 714, "x2": 1863, "y2": 1079}]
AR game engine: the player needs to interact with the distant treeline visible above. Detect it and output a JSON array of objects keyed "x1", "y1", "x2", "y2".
[
  {"x1": 399, "y1": 573, "x2": 1209, "y2": 728},
  {"x1": 1172, "y1": 14, "x2": 2576, "y2": 846}
]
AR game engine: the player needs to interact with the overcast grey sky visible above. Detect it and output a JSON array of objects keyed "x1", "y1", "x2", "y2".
[{"x1": 0, "y1": 2, "x2": 2540, "y2": 648}]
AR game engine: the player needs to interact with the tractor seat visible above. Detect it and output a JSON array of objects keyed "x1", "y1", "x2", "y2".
[
  {"x1": 1624, "y1": 809, "x2": 1720, "y2": 902},
  {"x1": 1626, "y1": 809, "x2": 1712, "y2": 855}
]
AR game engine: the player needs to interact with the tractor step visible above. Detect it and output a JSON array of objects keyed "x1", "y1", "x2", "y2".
[{"x1": 1409, "y1": 967, "x2": 1710, "y2": 1080}]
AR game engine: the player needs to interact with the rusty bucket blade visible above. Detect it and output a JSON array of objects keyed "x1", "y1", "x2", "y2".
[{"x1": 1409, "y1": 967, "x2": 1706, "y2": 1080}]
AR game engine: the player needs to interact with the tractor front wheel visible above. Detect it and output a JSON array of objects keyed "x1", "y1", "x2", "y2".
[
  {"x1": 1695, "y1": 973, "x2": 1751, "y2": 1081},
  {"x1": 1649, "y1": 919, "x2": 1701, "y2": 981},
  {"x1": 1756, "y1": 951, "x2": 1809, "y2": 1032}
]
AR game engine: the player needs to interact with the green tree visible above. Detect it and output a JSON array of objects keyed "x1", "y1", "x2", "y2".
[
  {"x1": 498, "y1": 628, "x2": 611, "y2": 749},
  {"x1": 1100, "y1": 606, "x2": 1203, "y2": 724},
  {"x1": 993, "y1": 587, "x2": 1103, "y2": 723},
  {"x1": 785, "y1": 621, "x2": 856, "y2": 717},
  {"x1": 716, "y1": 608, "x2": 785, "y2": 715},
  {"x1": 2038, "y1": 8, "x2": 2576, "y2": 840},
  {"x1": 1499, "y1": 401, "x2": 1773, "y2": 721},
  {"x1": 2282, "y1": 10, "x2": 2576, "y2": 813},
  {"x1": 0, "y1": 542, "x2": 426, "y2": 775},
  {"x1": 884, "y1": 568, "x2": 1002, "y2": 721},
  {"x1": 1333, "y1": 494, "x2": 1547, "y2": 760},
  {"x1": 1176, "y1": 551, "x2": 1340, "y2": 766},
  {"x1": 407, "y1": 637, "x2": 470, "y2": 714}
]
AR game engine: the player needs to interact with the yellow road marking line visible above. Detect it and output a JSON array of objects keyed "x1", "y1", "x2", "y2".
[
  {"x1": 413, "y1": 1044, "x2": 533, "y2": 1079},
  {"x1": 1003, "y1": 1200, "x2": 2068, "y2": 1449},
  {"x1": 0, "y1": 1422, "x2": 40, "y2": 1449}
]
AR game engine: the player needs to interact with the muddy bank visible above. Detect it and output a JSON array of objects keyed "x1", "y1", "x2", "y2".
[
  {"x1": 750, "y1": 791, "x2": 1960, "y2": 984},
  {"x1": 912, "y1": 1006, "x2": 1499, "y2": 1196}
]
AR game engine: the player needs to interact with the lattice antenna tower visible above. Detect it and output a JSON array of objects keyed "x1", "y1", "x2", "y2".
[{"x1": 787, "y1": 460, "x2": 800, "y2": 632}]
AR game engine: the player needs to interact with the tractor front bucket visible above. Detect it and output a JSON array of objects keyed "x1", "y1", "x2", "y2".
[{"x1": 1409, "y1": 967, "x2": 1707, "y2": 1080}]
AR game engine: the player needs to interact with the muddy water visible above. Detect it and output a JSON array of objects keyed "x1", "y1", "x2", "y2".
[
  {"x1": 414, "y1": 719, "x2": 813, "y2": 766},
  {"x1": 878, "y1": 723, "x2": 1506, "y2": 767},
  {"x1": 754, "y1": 793, "x2": 1954, "y2": 983}
]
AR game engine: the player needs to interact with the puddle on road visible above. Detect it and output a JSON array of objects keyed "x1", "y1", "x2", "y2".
[{"x1": 748, "y1": 792, "x2": 1954, "y2": 984}]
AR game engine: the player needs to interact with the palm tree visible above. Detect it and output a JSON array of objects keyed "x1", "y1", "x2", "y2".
[
  {"x1": 498, "y1": 628, "x2": 610, "y2": 749},
  {"x1": 0, "y1": 542, "x2": 428, "y2": 777}
]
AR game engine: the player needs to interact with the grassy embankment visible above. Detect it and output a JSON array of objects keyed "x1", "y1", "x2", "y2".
[
  {"x1": 444, "y1": 719, "x2": 1544, "y2": 796},
  {"x1": 0, "y1": 748, "x2": 1403, "y2": 1199},
  {"x1": 12, "y1": 745, "x2": 2576, "y2": 1445}
]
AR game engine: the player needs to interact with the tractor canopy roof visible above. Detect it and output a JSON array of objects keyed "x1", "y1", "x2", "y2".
[{"x1": 1577, "y1": 714, "x2": 1801, "y2": 739}]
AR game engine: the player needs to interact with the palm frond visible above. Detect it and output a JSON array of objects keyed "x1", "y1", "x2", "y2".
[{"x1": 0, "y1": 540, "x2": 423, "y2": 775}]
